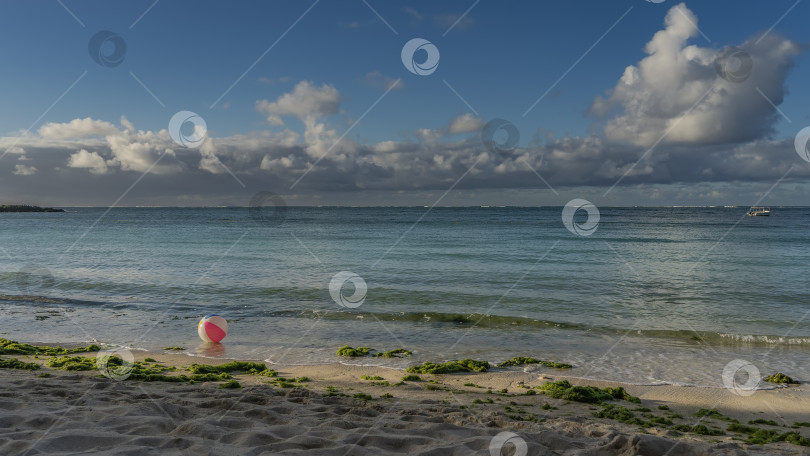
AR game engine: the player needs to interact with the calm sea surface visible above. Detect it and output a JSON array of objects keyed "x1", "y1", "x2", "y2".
[{"x1": 2, "y1": 207, "x2": 809, "y2": 387}]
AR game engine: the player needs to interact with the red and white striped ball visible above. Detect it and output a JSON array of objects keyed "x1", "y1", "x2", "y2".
[{"x1": 198, "y1": 314, "x2": 228, "y2": 343}]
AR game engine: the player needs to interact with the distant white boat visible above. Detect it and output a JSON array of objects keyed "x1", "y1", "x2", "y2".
[{"x1": 747, "y1": 206, "x2": 770, "y2": 216}]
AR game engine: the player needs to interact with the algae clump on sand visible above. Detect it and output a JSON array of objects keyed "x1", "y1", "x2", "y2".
[
  {"x1": 763, "y1": 372, "x2": 798, "y2": 384},
  {"x1": 336, "y1": 346, "x2": 412, "y2": 358},
  {"x1": 497, "y1": 356, "x2": 572, "y2": 369},
  {"x1": 406, "y1": 359, "x2": 490, "y2": 374},
  {"x1": 0, "y1": 358, "x2": 40, "y2": 370},
  {"x1": 336, "y1": 346, "x2": 373, "y2": 357},
  {"x1": 539, "y1": 380, "x2": 640, "y2": 404},
  {"x1": 0, "y1": 338, "x2": 100, "y2": 356}
]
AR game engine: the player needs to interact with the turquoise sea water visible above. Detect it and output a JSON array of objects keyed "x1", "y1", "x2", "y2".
[{"x1": 1, "y1": 207, "x2": 809, "y2": 387}]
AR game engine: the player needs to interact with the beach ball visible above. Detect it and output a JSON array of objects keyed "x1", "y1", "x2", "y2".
[{"x1": 198, "y1": 314, "x2": 228, "y2": 343}]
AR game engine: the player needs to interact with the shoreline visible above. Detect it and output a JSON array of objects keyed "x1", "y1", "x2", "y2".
[
  {"x1": 12, "y1": 339, "x2": 805, "y2": 392},
  {"x1": 2, "y1": 342, "x2": 809, "y2": 454}
]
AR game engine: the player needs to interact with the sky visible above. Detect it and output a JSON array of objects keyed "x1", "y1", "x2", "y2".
[{"x1": 0, "y1": 0, "x2": 808, "y2": 207}]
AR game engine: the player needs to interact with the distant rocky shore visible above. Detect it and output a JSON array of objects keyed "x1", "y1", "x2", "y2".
[{"x1": 0, "y1": 205, "x2": 64, "y2": 213}]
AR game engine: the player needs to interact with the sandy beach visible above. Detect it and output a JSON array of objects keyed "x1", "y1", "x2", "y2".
[{"x1": 2, "y1": 347, "x2": 809, "y2": 455}]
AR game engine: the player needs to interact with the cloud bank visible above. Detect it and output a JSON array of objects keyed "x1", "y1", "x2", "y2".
[{"x1": 0, "y1": 3, "x2": 805, "y2": 205}]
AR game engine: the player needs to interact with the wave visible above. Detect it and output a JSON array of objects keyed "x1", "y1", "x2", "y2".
[{"x1": 4, "y1": 293, "x2": 809, "y2": 348}]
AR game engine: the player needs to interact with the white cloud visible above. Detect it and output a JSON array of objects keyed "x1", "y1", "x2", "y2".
[
  {"x1": 106, "y1": 129, "x2": 179, "y2": 174},
  {"x1": 590, "y1": 3, "x2": 800, "y2": 148},
  {"x1": 448, "y1": 113, "x2": 484, "y2": 135},
  {"x1": 67, "y1": 149, "x2": 109, "y2": 174},
  {"x1": 6, "y1": 146, "x2": 25, "y2": 155},
  {"x1": 13, "y1": 164, "x2": 37, "y2": 176},
  {"x1": 38, "y1": 117, "x2": 119, "y2": 139},
  {"x1": 120, "y1": 116, "x2": 135, "y2": 133},
  {"x1": 255, "y1": 81, "x2": 341, "y2": 125}
]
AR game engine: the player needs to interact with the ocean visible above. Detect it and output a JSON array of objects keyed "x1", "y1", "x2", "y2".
[{"x1": 2, "y1": 206, "x2": 809, "y2": 388}]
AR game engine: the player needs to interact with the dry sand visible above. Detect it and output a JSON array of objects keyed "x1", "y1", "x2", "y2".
[{"x1": 1, "y1": 350, "x2": 808, "y2": 455}]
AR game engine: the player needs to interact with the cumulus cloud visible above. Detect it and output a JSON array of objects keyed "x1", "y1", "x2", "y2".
[
  {"x1": 448, "y1": 113, "x2": 484, "y2": 135},
  {"x1": 255, "y1": 81, "x2": 340, "y2": 125},
  {"x1": 590, "y1": 3, "x2": 800, "y2": 148},
  {"x1": 106, "y1": 129, "x2": 179, "y2": 174},
  {"x1": 38, "y1": 118, "x2": 119, "y2": 139},
  {"x1": 13, "y1": 164, "x2": 37, "y2": 176},
  {"x1": 67, "y1": 149, "x2": 109, "y2": 174}
]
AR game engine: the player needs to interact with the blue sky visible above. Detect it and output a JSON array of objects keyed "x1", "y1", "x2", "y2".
[{"x1": 0, "y1": 1, "x2": 808, "y2": 206}]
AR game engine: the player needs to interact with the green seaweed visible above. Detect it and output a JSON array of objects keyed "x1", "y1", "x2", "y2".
[
  {"x1": 694, "y1": 409, "x2": 738, "y2": 422},
  {"x1": 143, "y1": 358, "x2": 157, "y2": 363},
  {"x1": 0, "y1": 338, "x2": 100, "y2": 356},
  {"x1": 405, "y1": 359, "x2": 490, "y2": 374},
  {"x1": 361, "y1": 375, "x2": 385, "y2": 381},
  {"x1": 763, "y1": 373, "x2": 798, "y2": 384},
  {"x1": 593, "y1": 404, "x2": 649, "y2": 426},
  {"x1": 401, "y1": 374, "x2": 422, "y2": 382},
  {"x1": 163, "y1": 347, "x2": 185, "y2": 351},
  {"x1": 749, "y1": 419, "x2": 780, "y2": 426},
  {"x1": 46, "y1": 356, "x2": 96, "y2": 371},
  {"x1": 728, "y1": 423, "x2": 810, "y2": 446},
  {"x1": 727, "y1": 423, "x2": 758, "y2": 434},
  {"x1": 539, "y1": 380, "x2": 640, "y2": 404},
  {"x1": 372, "y1": 348, "x2": 412, "y2": 358},
  {"x1": 690, "y1": 425, "x2": 724, "y2": 436},
  {"x1": 425, "y1": 384, "x2": 449, "y2": 391},
  {"x1": 336, "y1": 346, "x2": 373, "y2": 357},
  {"x1": 0, "y1": 357, "x2": 40, "y2": 370},
  {"x1": 694, "y1": 409, "x2": 724, "y2": 418},
  {"x1": 497, "y1": 356, "x2": 572, "y2": 369},
  {"x1": 671, "y1": 424, "x2": 724, "y2": 435},
  {"x1": 44, "y1": 356, "x2": 236, "y2": 383},
  {"x1": 217, "y1": 379, "x2": 242, "y2": 389},
  {"x1": 323, "y1": 386, "x2": 348, "y2": 397},
  {"x1": 642, "y1": 413, "x2": 673, "y2": 426},
  {"x1": 730, "y1": 424, "x2": 810, "y2": 446},
  {"x1": 353, "y1": 393, "x2": 374, "y2": 401},
  {"x1": 188, "y1": 361, "x2": 267, "y2": 374}
]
